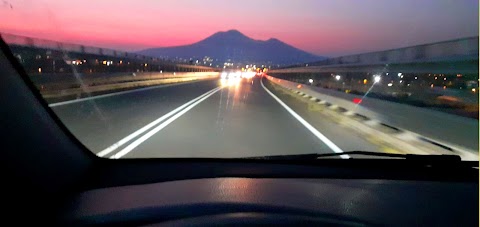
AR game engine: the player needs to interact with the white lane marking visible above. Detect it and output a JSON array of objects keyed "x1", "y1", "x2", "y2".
[
  {"x1": 261, "y1": 79, "x2": 349, "y2": 159},
  {"x1": 110, "y1": 87, "x2": 222, "y2": 159},
  {"x1": 49, "y1": 80, "x2": 202, "y2": 107},
  {"x1": 96, "y1": 87, "x2": 221, "y2": 157}
]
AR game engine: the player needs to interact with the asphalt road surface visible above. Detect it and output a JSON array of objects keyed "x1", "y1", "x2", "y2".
[{"x1": 51, "y1": 76, "x2": 381, "y2": 159}]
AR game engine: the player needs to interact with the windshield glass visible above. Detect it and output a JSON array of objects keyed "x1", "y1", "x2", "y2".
[{"x1": 1, "y1": 0, "x2": 478, "y2": 160}]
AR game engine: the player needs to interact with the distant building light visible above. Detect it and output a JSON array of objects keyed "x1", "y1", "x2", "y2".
[
  {"x1": 387, "y1": 83, "x2": 393, "y2": 87},
  {"x1": 373, "y1": 75, "x2": 381, "y2": 83},
  {"x1": 400, "y1": 80, "x2": 403, "y2": 83},
  {"x1": 397, "y1": 73, "x2": 402, "y2": 77},
  {"x1": 415, "y1": 77, "x2": 418, "y2": 80},
  {"x1": 308, "y1": 79, "x2": 314, "y2": 84},
  {"x1": 363, "y1": 79, "x2": 368, "y2": 84},
  {"x1": 444, "y1": 78, "x2": 447, "y2": 81},
  {"x1": 400, "y1": 75, "x2": 403, "y2": 78},
  {"x1": 335, "y1": 75, "x2": 341, "y2": 81},
  {"x1": 472, "y1": 88, "x2": 476, "y2": 92},
  {"x1": 435, "y1": 77, "x2": 438, "y2": 80},
  {"x1": 38, "y1": 67, "x2": 42, "y2": 73}
]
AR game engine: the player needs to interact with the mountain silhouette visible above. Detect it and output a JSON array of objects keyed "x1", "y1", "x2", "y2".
[{"x1": 138, "y1": 29, "x2": 325, "y2": 66}]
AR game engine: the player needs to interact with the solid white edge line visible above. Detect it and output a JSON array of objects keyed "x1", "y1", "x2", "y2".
[
  {"x1": 261, "y1": 79, "x2": 350, "y2": 159},
  {"x1": 96, "y1": 87, "x2": 221, "y2": 157},
  {"x1": 48, "y1": 80, "x2": 203, "y2": 107},
  {"x1": 110, "y1": 87, "x2": 222, "y2": 159}
]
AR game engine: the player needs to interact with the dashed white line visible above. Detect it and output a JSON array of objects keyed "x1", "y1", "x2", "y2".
[
  {"x1": 260, "y1": 79, "x2": 350, "y2": 159},
  {"x1": 96, "y1": 87, "x2": 221, "y2": 157},
  {"x1": 110, "y1": 87, "x2": 222, "y2": 159},
  {"x1": 329, "y1": 105, "x2": 339, "y2": 110}
]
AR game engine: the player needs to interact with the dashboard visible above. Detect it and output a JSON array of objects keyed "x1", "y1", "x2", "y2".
[{"x1": 65, "y1": 177, "x2": 478, "y2": 226}]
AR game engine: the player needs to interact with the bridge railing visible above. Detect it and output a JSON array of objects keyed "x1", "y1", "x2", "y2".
[
  {"x1": 317, "y1": 37, "x2": 478, "y2": 66},
  {"x1": 1, "y1": 33, "x2": 162, "y2": 63},
  {"x1": 0, "y1": 33, "x2": 220, "y2": 103},
  {"x1": 1, "y1": 33, "x2": 217, "y2": 73}
]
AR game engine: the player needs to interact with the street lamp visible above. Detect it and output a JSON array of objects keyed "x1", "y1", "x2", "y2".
[
  {"x1": 374, "y1": 75, "x2": 381, "y2": 83},
  {"x1": 335, "y1": 75, "x2": 341, "y2": 81},
  {"x1": 308, "y1": 79, "x2": 314, "y2": 84}
]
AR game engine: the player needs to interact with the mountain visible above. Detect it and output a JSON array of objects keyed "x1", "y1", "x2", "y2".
[{"x1": 137, "y1": 30, "x2": 325, "y2": 66}]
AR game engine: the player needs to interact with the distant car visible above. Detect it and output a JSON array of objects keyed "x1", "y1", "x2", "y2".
[{"x1": 220, "y1": 72, "x2": 228, "y2": 79}]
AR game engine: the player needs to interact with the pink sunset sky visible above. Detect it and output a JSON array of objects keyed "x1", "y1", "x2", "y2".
[{"x1": 0, "y1": 0, "x2": 478, "y2": 57}]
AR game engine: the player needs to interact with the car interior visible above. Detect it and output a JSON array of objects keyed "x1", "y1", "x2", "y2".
[{"x1": 1, "y1": 33, "x2": 479, "y2": 226}]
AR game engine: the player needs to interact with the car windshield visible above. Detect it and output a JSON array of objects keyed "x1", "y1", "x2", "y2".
[{"x1": 0, "y1": 0, "x2": 478, "y2": 160}]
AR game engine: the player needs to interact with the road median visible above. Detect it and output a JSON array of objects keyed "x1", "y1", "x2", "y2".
[{"x1": 38, "y1": 72, "x2": 219, "y2": 103}]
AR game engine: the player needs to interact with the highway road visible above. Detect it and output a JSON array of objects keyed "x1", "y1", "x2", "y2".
[{"x1": 51, "y1": 76, "x2": 383, "y2": 159}]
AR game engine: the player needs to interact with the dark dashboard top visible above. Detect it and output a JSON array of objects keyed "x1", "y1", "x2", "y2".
[{"x1": 66, "y1": 177, "x2": 478, "y2": 226}]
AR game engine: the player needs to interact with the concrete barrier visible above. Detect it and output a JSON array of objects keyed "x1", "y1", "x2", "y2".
[
  {"x1": 40, "y1": 72, "x2": 219, "y2": 102},
  {"x1": 265, "y1": 75, "x2": 478, "y2": 159},
  {"x1": 33, "y1": 72, "x2": 218, "y2": 90}
]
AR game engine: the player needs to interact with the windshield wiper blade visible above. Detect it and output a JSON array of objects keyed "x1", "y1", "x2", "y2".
[{"x1": 247, "y1": 151, "x2": 462, "y2": 162}]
